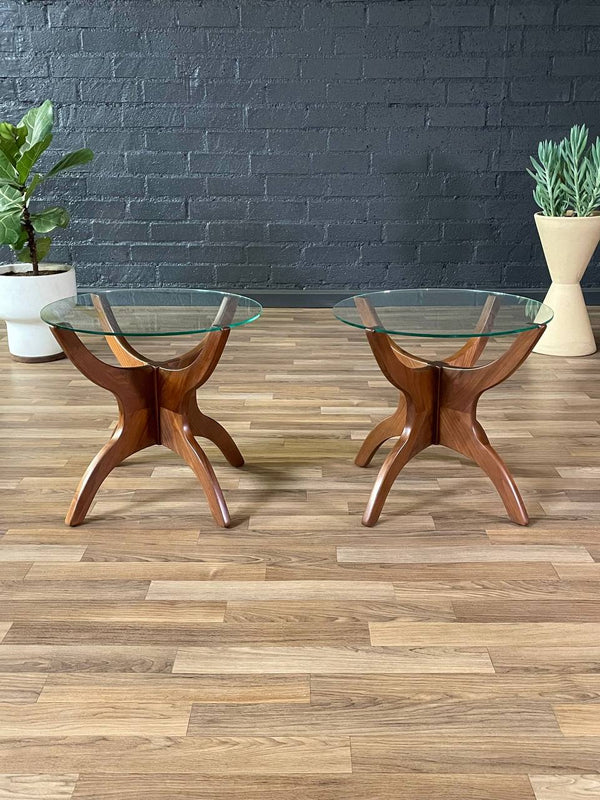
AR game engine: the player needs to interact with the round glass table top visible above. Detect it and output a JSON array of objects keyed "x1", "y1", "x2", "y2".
[
  {"x1": 333, "y1": 289, "x2": 553, "y2": 339},
  {"x1": 41, "y1": 289, "x2": 262, "y2": 337}
]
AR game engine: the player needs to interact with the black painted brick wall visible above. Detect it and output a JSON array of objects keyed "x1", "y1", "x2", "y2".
[{"x1": 2, "y1": 0, "x2": 600, "y2": 292}]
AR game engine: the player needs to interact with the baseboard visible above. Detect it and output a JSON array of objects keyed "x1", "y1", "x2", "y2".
[
  {"x1": 78, "y1": 287, "x2": 600, "y2": 308},
  {"x1": 241, "y1": 287, "x2": 600, "y2": 307}
]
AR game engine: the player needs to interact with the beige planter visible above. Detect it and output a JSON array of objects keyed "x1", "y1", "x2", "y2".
[{"x1": 533, "y1": 212, "x2": 600, "y2": 356}]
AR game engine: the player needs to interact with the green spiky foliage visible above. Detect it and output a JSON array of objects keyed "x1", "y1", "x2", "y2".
[
  {"x1": 561, "y1": 124, "x2": 590, "y2": 217},
  {"x1": 528, "y1": 124, "x2": 600, "y2": 217},
  {"x1": 583, "y1": 136, "x2": 600, "y2": 217},
  {"x1": 527, "y1": 140, "x2": 568, "y2": 218},
  {"x1": 0, "y1": 100, "x2": 93, "y2": 275}
]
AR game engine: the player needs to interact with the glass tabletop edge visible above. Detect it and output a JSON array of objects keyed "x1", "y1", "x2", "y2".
[
  {"x1": 43, "y1": 309, "x2": 263, "y2": 337},
  {"x1": 40, "y1": 290, "x2": 263, "y2": 337},
  {"x1": 332, "y1": 288, "x2": 553, "y2": 338},
  {"x1": 332, "y1": 314, "x2": 550, "y2": 339}
]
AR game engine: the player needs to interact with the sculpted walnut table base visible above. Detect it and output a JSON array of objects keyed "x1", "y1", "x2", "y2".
[
  {"x1": 43, "y1": 290, "x2": 261, "y2": 529},
  {"x1": 334, "y1": 291, "x2": 553, "y2": 528}
]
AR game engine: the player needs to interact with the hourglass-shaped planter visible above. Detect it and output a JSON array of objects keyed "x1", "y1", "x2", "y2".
[{"x1": 534, "y1": 212, "x2": 600, "y2": 357}]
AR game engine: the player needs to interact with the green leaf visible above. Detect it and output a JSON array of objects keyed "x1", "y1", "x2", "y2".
[
  {"x1": 37, "y1": 236, "x2": 52, "y2": 260},
  {"x1": 30, "y1": 206, "x2": 69, "y2": 234},
  {"x1": 19, "y1": 100, "x2": 54, "y2": 152},
  {"x1": 17, "y1": 236, "x2": 51, "y2": 263},
  {"x1": 15, "y1": 133, "x2": 52, "y2": 183},
  {"x1": 10, "y1": 228, "x2": 28, "y2": 252},
  {"x1": 0, "y1": 123, "x2": 26, "y2": 164},
  {"x1": 25, "y1": 173, "x2": 43, "y2": 201},
  {"x1": 44, "y1": 147, "x2": 93, "y2": 180},
  {"x1": 0, "y1": 209, "x2": 23, "y2": 245},
  {"x1": 0, "y1": 147, "x2": 19, "y2": 184},
  {"x1": 0, "y1": 184, "x2": 22, "y2": 213}
]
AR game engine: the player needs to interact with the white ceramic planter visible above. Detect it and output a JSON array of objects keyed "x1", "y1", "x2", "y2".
[
  {"x1": 533, "y1": 213, "x2": 600, "y2": 357},
  {"x1": 0, "y1": 263, "x2": 77, "y2": 362}
]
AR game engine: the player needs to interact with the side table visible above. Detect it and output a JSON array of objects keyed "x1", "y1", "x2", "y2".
[
  {"x1": 333, "y1": 289, "x2": 553, "y2": 527},
  {"x1": 41, "y1": 288, "x2": 261, "y2": 528}
]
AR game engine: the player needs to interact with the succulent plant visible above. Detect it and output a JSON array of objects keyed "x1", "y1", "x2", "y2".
[{"x1": 528, "y1": 124, "x2": 600, "y2": 218}]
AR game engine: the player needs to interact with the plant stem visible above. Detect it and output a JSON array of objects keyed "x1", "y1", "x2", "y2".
[{"x1": 22, "y1": 205, "x2": 39, "y2": 275}]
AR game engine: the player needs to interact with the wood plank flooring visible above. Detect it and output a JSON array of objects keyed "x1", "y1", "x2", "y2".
[{"x1": 1, "y1": 307, "x2": 599, "y2": 799}]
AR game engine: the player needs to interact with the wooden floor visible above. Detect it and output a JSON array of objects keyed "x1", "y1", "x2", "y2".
[{"x1": 1, "y1": 307, "x2": 600, "y2": 799}]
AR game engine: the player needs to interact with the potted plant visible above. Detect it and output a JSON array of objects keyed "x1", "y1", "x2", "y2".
[
  {"x1": 528, "y1": 124, "x2": 600, "y2": 356},
  {"x1": 0, "y1": 100, "x2": 93, "y2": 362}
]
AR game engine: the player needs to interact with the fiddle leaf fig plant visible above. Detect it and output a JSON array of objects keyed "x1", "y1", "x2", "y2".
[
  {"x1": 528, "y1": 124, "x2": 600, "y2": 217},
  {"x1": 0, "y1": 100, "x2": 93, "y2": 275}
]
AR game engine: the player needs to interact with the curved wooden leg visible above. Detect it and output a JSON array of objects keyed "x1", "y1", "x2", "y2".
[
  {"x1": 357, "y1": 332, "x2": 438, "y2": 527},
  {"x1": 66, "y1": 412, "x2": 152, "y2": 526},
  {"x1": 355, "y1": 399, "x2": 406, "y2": 468},
  {"x1": 91, "y1": 293, "x2": 150, "y2": 367},
  {"x1": 51, "y1": 327, "x2": 157, "y2": 527},
  {"x1": 362, "y1": 413, "x2": 432, "y2": 527},
  {"x1": 438, "y1": 327, "x2": 545, "y2": 526},
  {"x1": 465, "y1": 424, "x2": 529, "y2": 526},
  {"x1": 161, "y1": 409, "x2": 231, "y2": 528},
  {"x1": 442, "y1": 413, "x2": 528, "y2": 525},
  {"x1": 444, "y1": 295, "x2": 502, "y2": 368},
  {"x1": 187, "y1": 396, "x2": 244, "y2": 467},
  {"x1": 158, "y1": 331, "x2": 236, "y2": 528}
]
